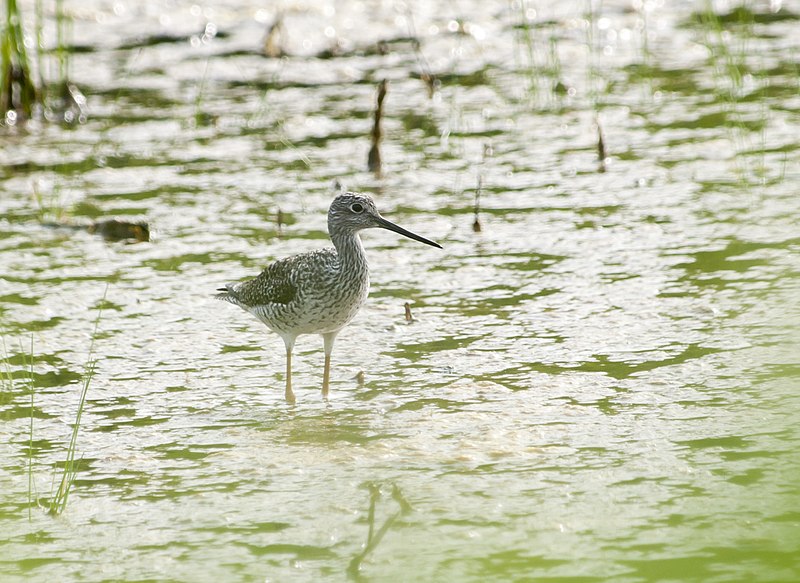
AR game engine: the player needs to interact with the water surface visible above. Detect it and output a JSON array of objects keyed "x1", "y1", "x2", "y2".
[{"x1": 1, "y1": 1, "x2": 798, "y2": 581}]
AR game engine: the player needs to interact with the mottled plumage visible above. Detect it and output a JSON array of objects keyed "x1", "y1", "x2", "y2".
[
  {"x1": 218, "y1": 246, "x2": 369, "y2": 336},
  {"x1": 216, "y1": 192, "x2": 441, "y2": 402}
]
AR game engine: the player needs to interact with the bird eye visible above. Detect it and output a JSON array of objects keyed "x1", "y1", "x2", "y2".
[{"x1": 350, "y1": 203, "x2": 364, "y2": 213}]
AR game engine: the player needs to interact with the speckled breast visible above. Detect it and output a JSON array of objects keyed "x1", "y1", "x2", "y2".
[{"x1": 258, "y1": 270, "x2": 370, "y2": 336}]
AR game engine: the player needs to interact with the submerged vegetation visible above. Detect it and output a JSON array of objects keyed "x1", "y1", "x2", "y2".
[
  {"x1": 1, "y1": 0, "x2": 81, "y2": 124},
  {"x1": 1, "y1": 290, "x2": 106, "y2": 517},
  {"x1": 367, "y1": 79, "x2": 388, "y2": 174},
  {"x1": 1, "y1": 335, "x2": 35, "y2": 522},
  {"x1": 693, "y1": 0, "x2": 769, "y2": 186},
  {"x1": 46, "y1": 294, "x2": 103, "y2": 516},
  {"x1": 1, "y1": 0, "x2": 38, "y2": 119}
]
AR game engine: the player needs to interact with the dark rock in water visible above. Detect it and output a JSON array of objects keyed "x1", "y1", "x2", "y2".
[{"x1": 87, "y1": 219, "x2": 150, "y2": 242}]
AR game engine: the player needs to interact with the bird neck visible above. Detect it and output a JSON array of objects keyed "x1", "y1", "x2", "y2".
[{"x1": 331, "y1": 230, "x2": 369, "y2": 274}]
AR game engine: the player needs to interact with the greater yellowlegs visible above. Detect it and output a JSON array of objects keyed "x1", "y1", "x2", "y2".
[{"x1": 216, "y1": 192, "x2": 441, "y2": 403}]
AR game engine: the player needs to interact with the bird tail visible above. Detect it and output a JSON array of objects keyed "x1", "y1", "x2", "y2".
[{"x1": 214, "y1": 283, "x2": 239, "y2": 304}]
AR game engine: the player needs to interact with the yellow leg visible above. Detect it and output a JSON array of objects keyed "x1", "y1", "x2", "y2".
[
  {"x1": 322, "y1": 353, "x2": 331, "y2": 398},
  {"x1": 285, "y1": 349, "x2": 295, "y2": 403},
  {"x1": 322, "y1": 331, "x2": 338, "y2": 398},
  {"x1": 282, "y1": 336, "x2": 296, "y2": 404}
]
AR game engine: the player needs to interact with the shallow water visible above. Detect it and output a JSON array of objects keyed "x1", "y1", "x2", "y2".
[{"x1": 1, "y1": 0, "x2": 799, "y2": 581}]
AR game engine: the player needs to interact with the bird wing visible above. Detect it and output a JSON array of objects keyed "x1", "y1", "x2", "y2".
[{"x1": 217, "y1": 248, "x2": 336, "y2": 308}]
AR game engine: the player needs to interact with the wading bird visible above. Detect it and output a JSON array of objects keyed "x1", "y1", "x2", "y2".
[{"x1": 216, "y1": 192, "x2": 441, "y2": 402}]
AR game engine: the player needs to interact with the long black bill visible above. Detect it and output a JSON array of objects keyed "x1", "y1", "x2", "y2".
[{"x1": 376, "y1": 216, "x2": 442, "y2": 249}]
